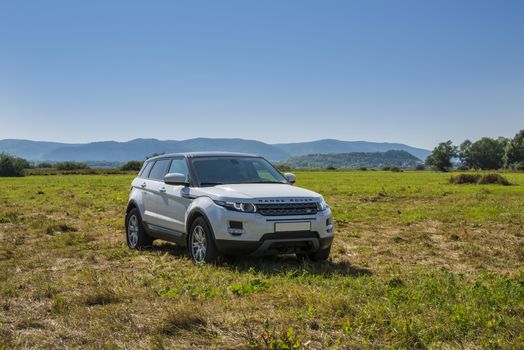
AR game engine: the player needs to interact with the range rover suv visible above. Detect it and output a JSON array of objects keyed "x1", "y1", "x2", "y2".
[{"x1": 125, "y1": 152, "x2": 334, "y2": 263}]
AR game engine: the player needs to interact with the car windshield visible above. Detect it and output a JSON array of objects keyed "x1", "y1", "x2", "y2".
[{"x1": 191, "y1": 157, "x2": 287, "y2": 186}]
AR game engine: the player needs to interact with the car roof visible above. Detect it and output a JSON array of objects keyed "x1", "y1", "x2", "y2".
[{"x1": 145, "y1": 151, "x2": 260, "y2": 161}]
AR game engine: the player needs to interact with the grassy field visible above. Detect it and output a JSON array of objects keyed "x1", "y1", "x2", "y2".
[{"x1": 1, "y1": 171, "x2": 523, "y2": 349}]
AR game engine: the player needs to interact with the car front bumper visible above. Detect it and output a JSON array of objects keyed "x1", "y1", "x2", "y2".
[{"x1": 206, "y1": 203, "x2": 334, "y2": 255}]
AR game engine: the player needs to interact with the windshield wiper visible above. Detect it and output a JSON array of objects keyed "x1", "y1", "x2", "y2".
[{"x1": 200, "y1": 182, "x2": 224, "y2": 186}]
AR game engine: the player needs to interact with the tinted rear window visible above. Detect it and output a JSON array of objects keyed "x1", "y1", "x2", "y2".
[
  {"x1": 139, "y1": 161, "x2": 154, "y2": 178},
  {"x1": 148, "y1": 159, "x2": 170, "y2": 181}
]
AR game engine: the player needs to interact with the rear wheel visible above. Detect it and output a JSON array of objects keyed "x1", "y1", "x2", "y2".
[
  {"x1": 188, "y1": 217, "x2": 221, "y2": 264},
  {"x1": 126, "y1": 208, "x2": 153, "y2": 249}
]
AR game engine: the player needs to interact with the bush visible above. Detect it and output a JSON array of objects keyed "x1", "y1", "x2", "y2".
[
  {"x1": 390, "y1": 166, "x2": 402, "y2": 172},
  {"x1": 0, "y1": 153, "x2": 28, "y2": 177},
  {"x1": 37, "y1": 162, "x2": 53, "y2": 168},
  {"x1": 325, "y1": 166, "x2": 337, "y2": 170},
  {"x1": 450, "y1": 173, "x2": 511, "y2": 186},
  {"x1": 55, "y1": 162, "x2": 90, "y2": 171},
  {"x1": 120, "y1": 160, "x2": 143, "y2": 171},
  {"x1": 359, "y1": 167, "x2": 368, "y2": 171},
  {"x1": 382, "y1": 166, "x2": 391, "y2": 171},
  {"x1": 450, "y1": 174, "x2": 481, "y2": 184},
  {"x1": 508, "y1": 162, "x2": 524, "y2": 171},
  {"x1": 415, "y1": 164, "x2": 426, "y2": 171},
  {"x1": 478, "y1": 173, "x2": 511, "y2": 186}
]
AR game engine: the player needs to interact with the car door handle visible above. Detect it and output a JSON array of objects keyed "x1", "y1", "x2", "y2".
[
  {"x1": 159, "y1": 187, "x2": 166, "y2": 193},
  {"x1": 140, "y1": 182, "x2": 147, "y2": 188}
]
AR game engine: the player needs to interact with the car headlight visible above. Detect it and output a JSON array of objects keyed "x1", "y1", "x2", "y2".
[
  {"x1": 317, "y1": 199, "x2": 329, "y2": 211},
  {"x1": 214, "y1": 201, "x2": 257, "y2": 213}
]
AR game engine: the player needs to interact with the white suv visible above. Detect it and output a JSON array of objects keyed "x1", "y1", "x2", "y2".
[{"x1": 125, "y1": 152, "x2": 334, "y2": 263}]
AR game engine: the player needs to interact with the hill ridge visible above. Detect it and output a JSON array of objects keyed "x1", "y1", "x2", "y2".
[{"x1": 0, "y1": 138, "x2": 430, "y2": 162}]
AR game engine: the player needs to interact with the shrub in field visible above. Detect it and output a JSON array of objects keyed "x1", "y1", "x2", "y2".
[
  {"x1": 0, "y1": 153, "x2": 28, "y2": 177},
  {"x1": 415, "y1": 164, "x2": 426, "y2": 170},
  {"x1": 450, "y1": 174, "x2": 482, "y2": 184},
  {"x1": 390, "y1": 166, "x2": 402, "y2": 172},
  {"x1": 120, "y1": 160, "x2": 143, "y2": 171},
  {"x1": 478, "y1": 173, "x2": 511, "y2": 186},
  {"x1": 37, "y1": 162, "x2": 53, "y2": 168},
  {"x1": 55, "y1": 162, "x2": 90, "y2": 170},
  {"x1": 450, "y1": 173, "x2": 511, "y2": 185},
  {"x1": 382, "y1": 166, "x2": 391, "y2": 171}
]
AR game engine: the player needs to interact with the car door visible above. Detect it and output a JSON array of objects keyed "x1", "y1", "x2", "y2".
[
  {"x1": 155, "y1": 157, "x2": 192, "y2": 234},
  {"x1": 136, "y1": 160, "x2": 156, "y2": 224},
  {"x1": 143, "y1": 158, "x2": 171, "y2": 227}
]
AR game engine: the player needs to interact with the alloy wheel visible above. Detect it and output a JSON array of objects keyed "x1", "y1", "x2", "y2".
[
  {"x1": 127, "y1": 214, "x2": 139, "y2": 248},
  {"x1": 191, "y1": 225, "x2": 207, "y2": 263}
]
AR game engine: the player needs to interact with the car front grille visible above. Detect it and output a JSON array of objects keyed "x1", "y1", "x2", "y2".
[{"x1": 256, "y1": 202, "x2": 319, "y2": 216}]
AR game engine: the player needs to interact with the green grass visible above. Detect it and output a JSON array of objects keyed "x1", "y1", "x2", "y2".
[{"x1": 0, "y1": 171, "x2": 523, "y2": 349}]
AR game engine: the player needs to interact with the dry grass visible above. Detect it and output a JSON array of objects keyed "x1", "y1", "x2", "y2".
[{"x1": 0, "y1": 172, "x2": 523, "y2": 349}]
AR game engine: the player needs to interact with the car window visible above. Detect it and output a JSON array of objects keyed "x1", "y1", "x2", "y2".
[
  {"x1": 148, "y1": 159, "x2": 170, "y2": 181},
  {"x1": 168, "y1": 158, "x2": 189, "y2": 180},
  {"x1": 139, "y1": 161, "x2": 154, "y2": 178},
  {"x1": 191, "y1": 157, "x2": 287, "y2": 185},
  {"x1": 253, "y1": 161, "x2": 274, "y2": 180}
]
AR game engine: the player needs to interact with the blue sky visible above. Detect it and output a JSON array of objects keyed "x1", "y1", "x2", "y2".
[{"x1": 0, "y1": 0, "x2": 522, "y2": 149}]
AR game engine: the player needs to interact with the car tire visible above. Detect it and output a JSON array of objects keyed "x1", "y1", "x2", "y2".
[
  {"x1": 125, "y1": 208, "x2": 153, "y2": 249},
  {"x1": 297, "y1": 245, "x2": 331, "y2": 262},
  {"x1": 188, "y1": 217, "x2": 221, "y2": 264}
]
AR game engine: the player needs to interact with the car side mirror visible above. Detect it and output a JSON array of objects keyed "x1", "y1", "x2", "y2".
[
  {"x1": 164, "y1": 173, "x2": 188, "y2": 186},
  {"x1": 284, "y1": 172, "x2": 296, "y2": 185}
]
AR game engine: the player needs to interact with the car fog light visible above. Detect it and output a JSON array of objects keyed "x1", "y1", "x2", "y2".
[{"x1": 228, "y1": 228, "x2": 245, "y2": 235}]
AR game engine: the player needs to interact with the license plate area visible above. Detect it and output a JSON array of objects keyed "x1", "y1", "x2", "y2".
[{"x1": 274, "y1": 221, "x2": 311, "y2": 232}]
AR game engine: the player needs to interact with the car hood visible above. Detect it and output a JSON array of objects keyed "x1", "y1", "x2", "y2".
[{"x1": 191, "y1": 183, "x2": 322, "y2": 202}]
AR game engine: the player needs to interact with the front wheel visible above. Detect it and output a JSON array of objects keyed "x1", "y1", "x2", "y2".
[{"x1": 188, "y1": 217, "x2": 221, "y2": 264}]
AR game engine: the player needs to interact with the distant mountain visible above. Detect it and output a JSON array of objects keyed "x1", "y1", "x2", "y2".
[
  {"x1": 175, "y1": 138, "x2": 289, "y2": 161},
  {"x1": 0, "y1": 139, "x2": 80, "y2": 160},
  {"x1": 275, "y1": 139, "x2": 430, "y2": 160},
  {"x1": 44, "y1": 139, "x2": 191, "y2": 162},
  {"x1": 0, "y1": 138, "x2": 430, "y2": 162},
  {"x1": 281, "y1": 150, "x2": 421, "y2": 169}
]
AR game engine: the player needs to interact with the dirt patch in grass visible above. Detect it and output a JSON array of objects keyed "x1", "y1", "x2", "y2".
[
  {"x1": 159, "y1": 301, "x2": 208, "y2": 335},
  {"x1": 46, "y1": 223, "x2": 78, "y2": 235}
]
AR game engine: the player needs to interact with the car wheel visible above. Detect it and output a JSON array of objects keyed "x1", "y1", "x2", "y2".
[
  {"x1": 126, "y1": 208, "x2": 153, "y2": 249},
  {"x1": 297, "y1": 245, "x2": 331, "y2": 262},
  {"x1": 188, "y1": 217, "x2": 221, "y2": 264}
]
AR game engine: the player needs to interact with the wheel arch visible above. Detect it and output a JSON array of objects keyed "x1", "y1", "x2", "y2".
[
  {"x1": 185, "y1": 208, "x2": 216, "y2": 242},
  {"x1": 126, "y1": 200, "x2": 139, "y2": 213}
]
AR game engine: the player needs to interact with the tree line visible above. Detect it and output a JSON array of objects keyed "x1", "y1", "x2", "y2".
[{"x1": 426, "y1": 130, "x2": 524, "y2": 171}]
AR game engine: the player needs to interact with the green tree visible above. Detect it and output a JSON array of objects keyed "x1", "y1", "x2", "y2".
[
  {"x1": 0, "y1": 153, "x2": 28, "y2": 177},
  {"x1": 120, "y1": 160, "x2": 143, "y2": 171},
  {"x1": 467, "y1": 137, "x2": 505, "y2": 170},
  {"x1": 426, "y1": 141, "x2": 457, "y2": 171},
  {"x1": 504, "y1": 130, "x2": 524, "y2": 169},
  {"x1": 458, "y1": 139, "x2": 472, "y2": 168}
]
